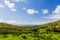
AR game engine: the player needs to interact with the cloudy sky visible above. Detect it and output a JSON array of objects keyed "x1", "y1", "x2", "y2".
[{"x1": 0, "y1": 0, "x2": 60, "y2": 25}]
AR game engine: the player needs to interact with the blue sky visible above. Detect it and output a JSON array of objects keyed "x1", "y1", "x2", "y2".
[{"x1": 0, "y1": 0, "x2": 60, "y2": 25}]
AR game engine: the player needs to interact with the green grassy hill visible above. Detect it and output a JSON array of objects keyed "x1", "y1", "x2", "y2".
[{"x1": 0, "y1": 20, "x2": 60, "y2": 40}]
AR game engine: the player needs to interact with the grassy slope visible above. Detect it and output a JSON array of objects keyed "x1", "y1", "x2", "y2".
[{"x1": 0, "y1": 20, "x2": 60, "y2": 40}]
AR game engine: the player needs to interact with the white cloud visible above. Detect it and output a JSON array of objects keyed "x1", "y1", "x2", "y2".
[
  {"x1": 26, "y1": 9, "x2": 39, "y2": 15},
  {"x1": 44, "y1": 5, "x2": 60, "y2": 20},
  {"x1": 0, "y1": 18, "x2": 57, "y2": 25},
  {"x1": 21, "y1": 22, "x2": 48, "y2": 25},
  {"x1": 52, "y1": 5, "x2": 60, "y2": 14},
  {"x1": 0, "y1": 4, "x2": 5, "y2": 8},
  {"x1": 15, "y1": 20, "x2": 57, "y2": 25},
  {"x1": 42, "y1": 9, "x2": 48, "y2": 15},
  {"x1": 0, "y1": 19, "x2": 19, "y2": 25},
  {"x1": 3, "y1": 0, "x2": 28, "y2": 11},
  {"x1": 44, "y1": 14, "x2": 60, "y2": 20},
  {"x1": 22, "y1": 8, "x2": 39, "y2": 15},
  {"x1": 50, "y1": 5, "x2": 60, "y2": 20},
  {"x1": 0, "y1": 19, "x2": 42, "y2": 25},
  {"x1": 0, "y1": 18, "x2": 50, "y2": 25},
  {"x1": 4, "y1": 0, "x2": 16, "y2": 11}
]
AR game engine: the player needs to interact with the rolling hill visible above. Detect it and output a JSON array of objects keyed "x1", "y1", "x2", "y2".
[
  {"x1": 0, "y1": 20, "x2": 60, "y2": 34},
  {"x1": 0, "y1": 20, "x2": 60, "y2": 40}
]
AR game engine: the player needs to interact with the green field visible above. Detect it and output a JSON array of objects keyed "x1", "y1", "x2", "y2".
[
  {"x1": 0, "y1": 20, "x2": 60, "y2": 40},
  {"x1": 0, "y1": 33, "x2": 60, "y2": 40}
]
